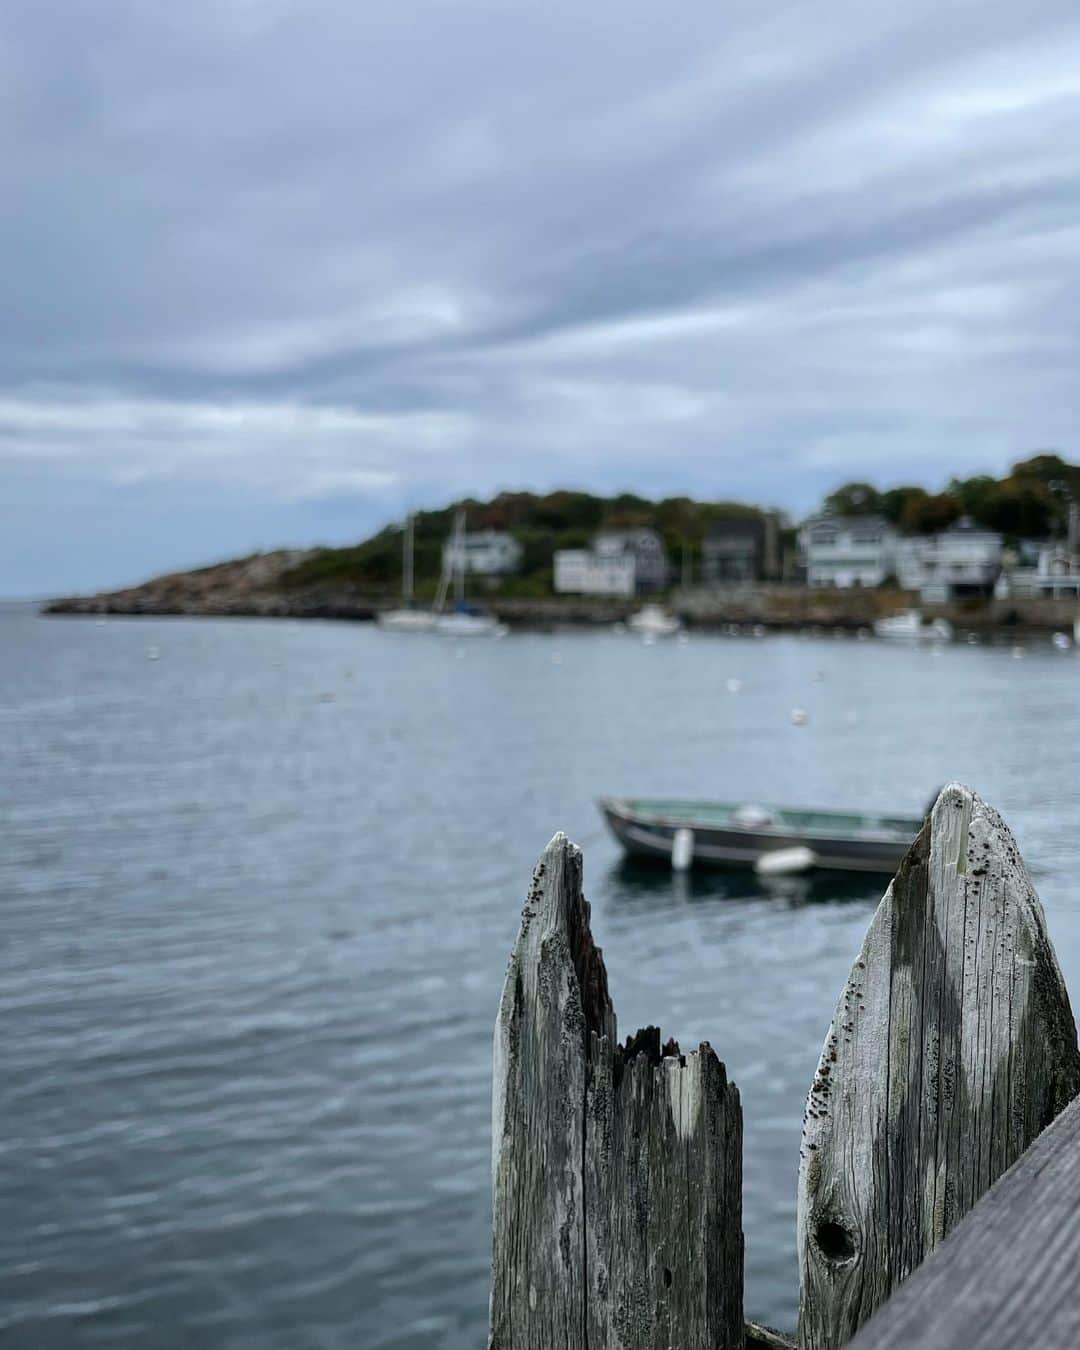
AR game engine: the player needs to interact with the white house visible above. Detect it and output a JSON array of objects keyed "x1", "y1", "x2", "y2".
[
  {"x1": 800, "y1": 516, "x2": 897, "y2": 588},
  {"x1": 995, "y1": 542, "x2": 1080, "y2": 599},
  {"x1": 441, "y1": 529, "x2": 522, "y2": 576},
  {"x1": 554, "y1": 549, "x2": 636, "y2": 597},
  {"x1": 895, "y1": 519, "x2": 1002, "y2": 601}
]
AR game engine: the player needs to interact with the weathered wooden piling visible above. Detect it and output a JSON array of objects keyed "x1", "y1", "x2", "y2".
[
  {"x1": 797, "y1": 783, "x2": 1080, "y2": 1349},
  {"x1": 489, "y1": 833, "x2": 743, "y2": 1350}
]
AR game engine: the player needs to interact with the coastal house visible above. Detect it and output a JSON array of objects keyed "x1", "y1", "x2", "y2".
[
  {"x1": 800, "y1": 516, "x2": 897, "y2": 588},
  {"x1": 441, "y1": 529, "x2": 522, "y2": 576},
  {"x1": 592, "y1": 529, "x2": 669, "y2": 592},
  {"x1": 995, "y1": 541, "x2": 1080, "y2": 599},
  {"x1": 702, "y1": 513, "x2": 782, "y2": 583},
  {"x1": 553, "y1": 548, "x2": 636, "y2": 597},
  {"x1": 895, "y1": 519, "x2": 1002, "y2": 601}
]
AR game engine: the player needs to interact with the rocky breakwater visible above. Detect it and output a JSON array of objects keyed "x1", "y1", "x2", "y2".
[{"x1": 673, "y1": 583, "x2": 912, "y2": 629}]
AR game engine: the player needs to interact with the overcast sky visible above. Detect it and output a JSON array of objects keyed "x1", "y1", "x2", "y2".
[{"x1": 4, "y1": 1, "x2": 1080, "y2": 593}]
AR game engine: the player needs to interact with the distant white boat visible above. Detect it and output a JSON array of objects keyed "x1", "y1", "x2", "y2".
[
  {"x1": 378, "y1": 514, "x2": 435, "y2": 632},
  {"x1": 435, "y1": 610, "x2": 508, "y2": 638},
  {"x1": 628, "y1": 604, "x2": 681, "y2": 637},
  {"x1": 380, "y1": 608, "x2": 436, "y2": 632},
  {"x1": 873, "y1": 609, "x2": 952, "y2": 642}
]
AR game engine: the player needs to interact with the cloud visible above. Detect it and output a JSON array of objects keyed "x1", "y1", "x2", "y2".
[{"x1": 3, "y1": 0, "x2": 1080, "y2": 592}]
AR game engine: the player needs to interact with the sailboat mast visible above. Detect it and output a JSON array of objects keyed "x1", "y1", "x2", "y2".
[
  {"x1": 403, "y1": 514, "x2": 414, "y2": 604},
  {"x1": 455, "y1": 509, "x2": 466, "y2": 605}
]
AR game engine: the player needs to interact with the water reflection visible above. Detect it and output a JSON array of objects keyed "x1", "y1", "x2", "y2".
[{"x1": 606, "y1": 856, "x2": 885, "y2": 909}]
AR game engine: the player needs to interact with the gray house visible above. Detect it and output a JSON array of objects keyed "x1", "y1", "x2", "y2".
[
  {"x1": 702, "y1": 514, "x2": 781, "y2": 583},
  {"x1": 593, "y1": 529, "x2": 669, "y2": 592}
]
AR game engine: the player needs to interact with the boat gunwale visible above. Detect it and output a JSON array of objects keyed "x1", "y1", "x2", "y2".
[{"x1": 597, "y1": 795, "x2": 922, "y2": 845}]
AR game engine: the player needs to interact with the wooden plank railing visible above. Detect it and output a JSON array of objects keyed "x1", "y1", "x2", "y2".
[
  {"x1": 845, "y1": 1090, "x2": 1080, "y2": 1348},
  {"x1": 488, "y1": 785, "x2": 1080, "y2": 1347}
]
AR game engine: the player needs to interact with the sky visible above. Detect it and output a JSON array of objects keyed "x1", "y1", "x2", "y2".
[{"x1": 4, "y1": 1, "x2": 1080, "y2": 595}]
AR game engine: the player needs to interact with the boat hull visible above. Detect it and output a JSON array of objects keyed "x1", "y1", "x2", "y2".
[
  {"x1": 378, "y1": 609, "x2": 436, "y2": 632},
  {"x1": 434, "y1": 614, "x2": 508, "y2": 637},
  {"x1": 599, "y1": 798, "x2": 916, "y2": 875}
]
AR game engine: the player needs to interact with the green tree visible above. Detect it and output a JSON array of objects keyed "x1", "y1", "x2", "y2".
[
  {"x1": 823, "y1": 482, "x2": 881, "y2": 516},
  {"x1": 899, "y1": 491, "x2": 960, "y2": 534},
  {"x1": 880, "y1": 485, "x2": 931, "y2": 527}
]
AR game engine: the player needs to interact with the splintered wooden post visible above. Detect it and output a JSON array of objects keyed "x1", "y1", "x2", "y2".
[
  {"x1": 797, "y1": 783, "x2": 1080, "y2": 1350},
  {"x1": 489, "y1": 832, "x2": 615, "y2": 1348},
  {"x1": 585, "y1": 1028, "x2": 742, "y2": 1349},
  {"x1": 489, "y1": 833, "x2": 743, "y2": 1350}
]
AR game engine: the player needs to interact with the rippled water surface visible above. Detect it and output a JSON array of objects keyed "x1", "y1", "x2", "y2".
[{"x1": 3, "y1": 607, "x2": 1079, "y2": 1346}]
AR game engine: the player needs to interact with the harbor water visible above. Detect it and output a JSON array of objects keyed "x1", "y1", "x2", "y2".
[{"x1": 3, "y1": 606, "x2": 1079, "y2": 1346}]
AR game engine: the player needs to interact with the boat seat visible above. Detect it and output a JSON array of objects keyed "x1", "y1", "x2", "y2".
[{"x1": 732, "y1": 804, "x2": 776, "y2": 828}]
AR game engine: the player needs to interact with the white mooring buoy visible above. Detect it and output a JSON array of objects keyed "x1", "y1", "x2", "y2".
[{"x1": 671, "y1": 827, "x2": 695, "y2": 872}]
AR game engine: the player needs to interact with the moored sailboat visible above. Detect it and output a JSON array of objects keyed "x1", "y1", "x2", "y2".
[
  {"x1": 378, "y1": 515, "x2": 436, "y2": 631},
  {"x1": 433, "y1": 510, "x2": 508, "y2": 637}
]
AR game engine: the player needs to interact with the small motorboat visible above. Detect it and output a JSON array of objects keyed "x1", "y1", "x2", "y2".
[
  {"x1": 598, "y1": 797, "x2": 923, "y2": 875},
  {"x1": 873, "y1": 609, "x2": 952, "y2": 642},
  {"x1": 628, "y1": 604, "x2": 681, "y2": 637}
]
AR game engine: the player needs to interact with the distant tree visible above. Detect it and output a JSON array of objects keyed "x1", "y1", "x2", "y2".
[
  {"x1": 979, "y1": 481, "x2": 1056, "y2": 538},
  {"x1": 947, "y1": 475, "x2": 998, "y2": 523},
  {"x1": 1010, "y1": 452, "x2": 1076, "y2": 490},
  {"x1": 880, "y1": 485, "x2": 931, "y2": 526},
  {"x1": 529, "y1": 491, "x2": 605, "y2": 532},
  {"x1": 822, "y1": 482, "x2": 881, "y2": 516},
  {"x1": 899, "y1": 491, "x2": 960, "y2": 535}
]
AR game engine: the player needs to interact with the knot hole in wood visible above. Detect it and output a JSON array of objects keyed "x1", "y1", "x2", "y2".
[{"x1": 815, "y1": 1218, "x2": 856, "y2": 1264}]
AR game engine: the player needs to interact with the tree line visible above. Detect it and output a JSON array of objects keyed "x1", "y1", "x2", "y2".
[
  {"x1": 280, "y1": 452, "x2": 1076, "y2": 593},
  {"x1": 822, "y1": 452, "x2": 1079, "y2": 537}
]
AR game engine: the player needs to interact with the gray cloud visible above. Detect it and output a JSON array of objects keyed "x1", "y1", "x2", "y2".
[{"x1": 4, "y1": 0, "x2": 1080, "y2": 592}]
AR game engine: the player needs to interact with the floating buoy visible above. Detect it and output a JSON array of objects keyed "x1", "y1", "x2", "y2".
[
  {"x1": 671, "y1": 827, "x2": 695, "y2": 872},
  {"x1": 791, "y1": 707, "x2": 808, "y2": 726},
  {"x1": 726, "y1": 677, "x2": 743, "y2": 694},
  {"x1": 756, "y1": 846, "x2": 817, "y2": 876},
  {"x1": 145, "y1": 645, "x2": 160, "y2": 661},
  {"x1": 753, "y1": 624, "x2": 766, "y2": 638},
  {"x1": 1052, "y1": 631, "x2": 1072, "y2": 651},
  {"x1": 1012, "y1": 645, "x2": 1025, "y2": 659}
]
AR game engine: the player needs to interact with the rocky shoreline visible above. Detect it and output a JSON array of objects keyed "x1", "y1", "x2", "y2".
[{"x1": 44, "y1": 558, "x2": 1079, "y2": 637}]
